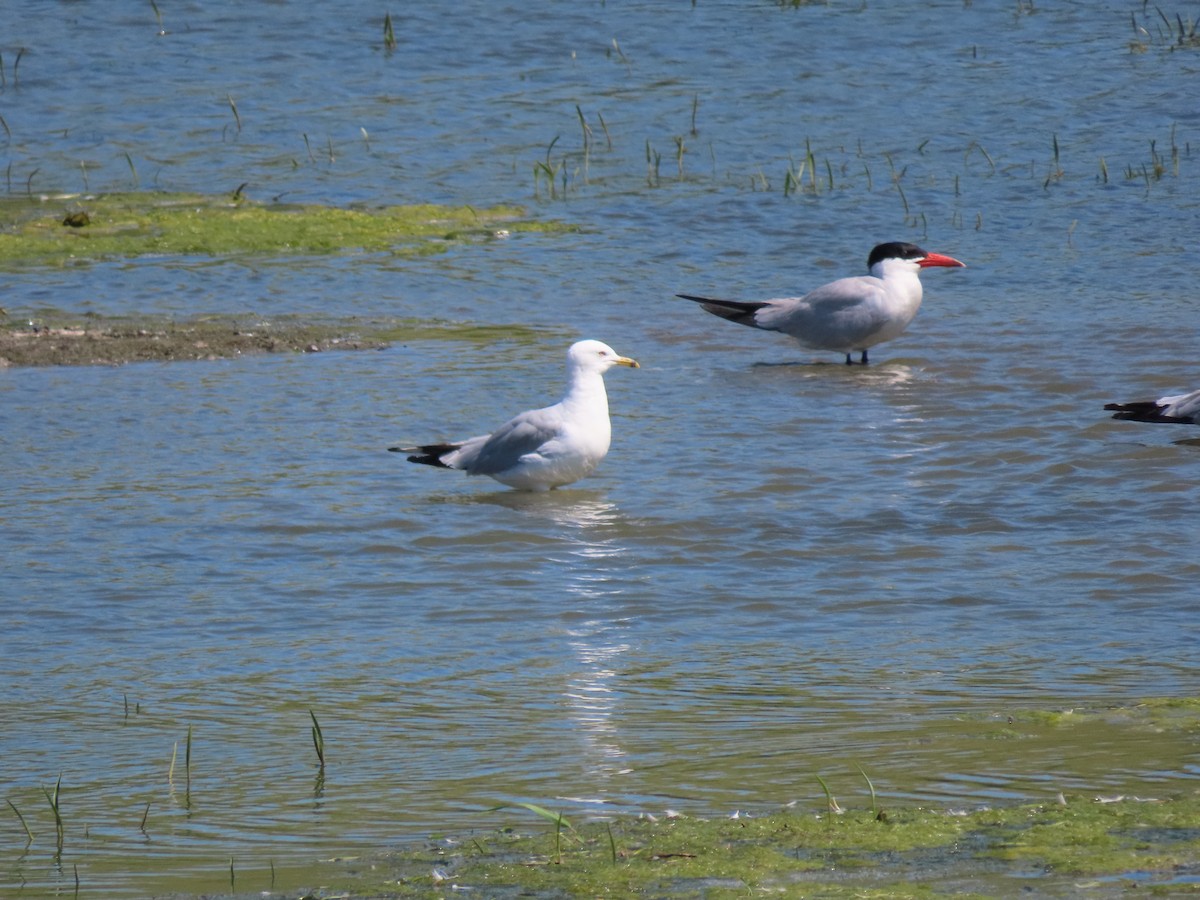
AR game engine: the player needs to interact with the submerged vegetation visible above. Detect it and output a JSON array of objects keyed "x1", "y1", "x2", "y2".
[
  {"x1": 315, "y1": 697, "x2": 1200, "y2": 896},
  {"x1": 0, "y1": 191, "x2": 572, "y2": 365},
  {"x1": 329, "y1": 793, "x2": 1200, "y2": 897},
  {"x1": 5, "y1": 697, "x2": 1200, "y2": 896},
  {"x1": 0, "y1": 192, "x2": 563, "y2": 267},
  {"x1": 1130, "y1": 4, "x2": 1200, "y2": 51},
  {"x1": 535, "y1": 99, "x2": 1191, "y2": 241}
]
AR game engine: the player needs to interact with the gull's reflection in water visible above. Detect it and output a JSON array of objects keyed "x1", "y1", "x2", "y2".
[{"x1": 477, "y1": 490, "x2": 634, "y2": 789}]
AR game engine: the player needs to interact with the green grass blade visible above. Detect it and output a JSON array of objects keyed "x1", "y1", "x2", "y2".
[
  {"x1": 42, "y1": 774, "x2": 64, "y2": 851},
  {"x1": 486, "y1": 801, "x2": 576, "y2": 832},
  {"x1": 857, "y1": 766, "x2": 878, "y2": 816},
  {"x1": 309, "y1": 709, "x2": 325, "y2": 768},
  {"x1": 814, "y1": 774, "x2": 842, "y2": 815},
  {"x1": 7, "y1": 799, "x2": 34, "y2": 843}
]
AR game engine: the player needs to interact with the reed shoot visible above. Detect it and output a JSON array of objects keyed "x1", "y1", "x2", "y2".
[
  {"x1": 610, "y1": 37, "x2": 630, "y2": 72},
  {"x1": 534, "y1": 136, "x2": 563, "y2": 198},
  {"x1": 7, "y1": 799, "x2": 34, "y2": 843},
  {"x1": 118, "y1": 151, "x2": 138, "y2": 187},
  {"x1": 815, "y1": 774, "x2": 842, "y2": 815},
  {"x1": 309, "y1": 709, "x2": 325, "y2": 769},
  {"x1": 43, "y1": 774, "x2": 64, "y2": 852},
  {"x1": 575, "y1": 105, "x2": 591, "y2": 154},
  {"x1": 645, "y1": 140, "x2": 661, "y2": 187},
  {"x1": 576, "y1": 105, "x2": 591, "y2": 182},
  {"x1": 383, "y1": 13, "x2": 397, "y2": 51},
  {"x1": 596, "y1": 111, "x2": 612, "y2": 150},
  {"x1": 227, "y1": 94, "x2": 242, "y2": 134},
  {"x1": 487, "y1": 801, "x2": 577, "y2": 864},
  {"x1": 857, "y1": 766, "x2": 878, "y2": 817}
]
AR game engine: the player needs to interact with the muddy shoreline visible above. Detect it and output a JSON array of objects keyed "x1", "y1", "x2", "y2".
[
  {"x1": 0, "y1": 192, "x2": 566, "y2": 367},
  {"x1": 0, "y1": 314, "x2": 391, "y2": 367}
]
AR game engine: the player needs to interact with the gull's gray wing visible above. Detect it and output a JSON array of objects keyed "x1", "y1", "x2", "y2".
[{"x1": 465, "y1": 406, "x2": 563, "y2": 476}]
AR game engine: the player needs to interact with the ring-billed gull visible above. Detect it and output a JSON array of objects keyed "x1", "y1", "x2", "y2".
[
  {"x1": 1105, "y1": 388, "x2": 1200, "y2": 425},
  {"x1": 678, "y1": 241, "x2": 965, "y2": 365},
  {"x1": 390, "y1": 339, "x2": 639, "y2": 491}
]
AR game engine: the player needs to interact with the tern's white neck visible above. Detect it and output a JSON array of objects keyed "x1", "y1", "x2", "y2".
[{"x1": 872, "y1": 257, "x2": 924, "y2": 307}]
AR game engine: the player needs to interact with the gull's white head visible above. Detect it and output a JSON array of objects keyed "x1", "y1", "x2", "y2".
[{"x1": 567, "y1": 339, "x2": 640, "y2": 373}]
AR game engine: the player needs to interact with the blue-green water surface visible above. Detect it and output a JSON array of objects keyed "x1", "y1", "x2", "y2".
[{"x1": 2, "y1": 2, "x2": 1199, "y2": 895}]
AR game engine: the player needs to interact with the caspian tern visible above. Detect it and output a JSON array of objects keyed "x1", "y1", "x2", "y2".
[
  {"x1": 1105, "y1": 388, "x2": 1200, "y2": 425},
  {"x1": 389, "y1": 340, "x2": 639, "y2": 491},
  {"x1": 678, "y1": 241, "x2": 966, "y2": 364}
]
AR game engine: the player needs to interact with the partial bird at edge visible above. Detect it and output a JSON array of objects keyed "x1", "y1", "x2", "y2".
[{"x1": 1105, "y1": 388, "x2": 1200, "y2": 425}]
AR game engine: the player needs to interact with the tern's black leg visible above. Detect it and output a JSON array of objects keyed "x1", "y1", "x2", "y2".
[{"x1": 860, "y1": 349, "x2": 869, "y2": 365}]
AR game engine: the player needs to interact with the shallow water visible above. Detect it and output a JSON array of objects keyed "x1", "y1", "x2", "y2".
[{"x1": 3, "y1": 1, "x2": 1200, "y2": 895}]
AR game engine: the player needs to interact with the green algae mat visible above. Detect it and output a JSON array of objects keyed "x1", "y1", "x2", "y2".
[
  {"x1": 0, "y1": 191, "x2": 563, "y2": 265},
  {"x1": 307, "y1": 698, "x2": 1200, "y2": 898},
  {"x1": 0, "y1": 191, "x2": 571, "y2": 365},
  {"x1": 320, "y1": 793, "x2": 1200, "y2": 898}
]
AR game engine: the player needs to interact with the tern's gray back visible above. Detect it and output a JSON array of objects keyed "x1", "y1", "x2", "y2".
[{"x1": 761, "y1": 277, "x2": 894, "y2": 349}]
